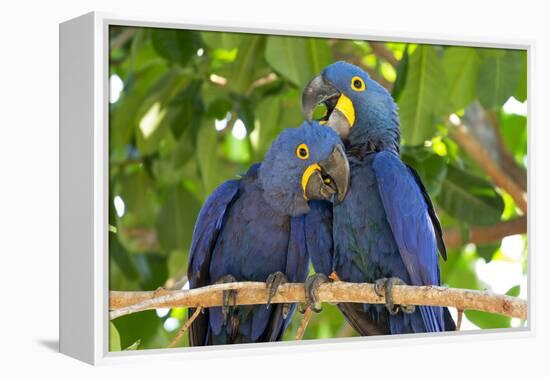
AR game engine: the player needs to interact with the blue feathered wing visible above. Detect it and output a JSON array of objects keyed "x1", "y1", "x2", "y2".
[
  {"x1": 187, "y1": 180, "x2": 240, "y2": 346},
  {"x1": 372, "y1": 151, "x2": 447, "y2": 332}
]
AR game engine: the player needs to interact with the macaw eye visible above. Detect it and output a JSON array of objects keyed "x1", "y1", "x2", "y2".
[
  {"x1": 296, "y1": 143, "x2": 309, "y2": 159},
  {"x1": 351, "y1": 76, "x2": 366, "y2": 91}
]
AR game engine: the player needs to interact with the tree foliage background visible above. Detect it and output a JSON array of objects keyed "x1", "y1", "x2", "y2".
[{"x1": 108, "y1": 26, "x2": 528, "y2": 351}]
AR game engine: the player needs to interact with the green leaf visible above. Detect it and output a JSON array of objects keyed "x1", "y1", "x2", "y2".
[
  {"x1": 233, "y1": 94, "x2": 255, "y2": 132},
  {"x1": 477, "y1": 49, "x2": 522, "y2": 109},
  {"x1": 109, "y1": 322, "x2": 122, "y2": 352},
  {"x1": 124, "y1": 339, "x2": 141, "y2": 351},
  {"x1": 255, "y1": 95, "x2": 283, "y2": 156},
  {"x1": 401, "y1": 146, "x2": 447, "y2": 197},
  {"x1": 196, "y1": 120, "x2": 227, "y2": 194},
  {"x1": 254, "y1": 89, "x2": 304, "y2": 157},
  {"x1": 514, "y1": 51, "x2": 527, "y2": 102},
  {"x1": 164, "y1": 80, "x2": 204, "y2": 139},
  {"x1": 112, "y1": 310, "x2": 166, "y2": 350},
  {"x1": 135, "y1": 254, "x2": 169, "y2": 289},
  {"x1": 150, "y1": 28, "x2": 200, "y2": 66},
  {"x1": 476, "y1": 241, "x2": 500, "y2": 263},
  {"x1": 167, "y1": 250, "x2": 186, "y2": 280},
  {"x1": 398, "y1": 45, "x2": 447, "y2": 145},
  {"x1": 110, "y1": 64, "x2": 167, "y2": 152},
  {"x1": 391, "y1": 45, "x2": 409, "y2": 101},
  {"x1": 465, "y1": 310, "x2": 510, "y2": 329},
  {"x1": 222, "y1": 130, "x2": 251, "y2": 163},
  {"x1": 440, "y1": 247, "x2": 481, "y2": 290},
  {"x1": 114, "y1": 171, "x2": 158, "y2": 231},
  {"x1": 155, "y1": 186, "x2": 201, "y2": 252},
  {"x1": 201, "y1": 31, "x2": 241, "y2": 50},
  {"x1": 133, "y1": 70, "x2": 191, "y2": 155},
  {"x1": 506, "y1": 284, "x2": 520, "y2": 297},
  {"x1": 306, "y1": 38, "x2": 334, "y2": 75},
  {"x1": 110, "y1": 231, "x2": 139, "y2": 281},
  {"x1": 499, "y1": 112, "x2": 527, "y2": 162},
  {"x1": 226, "y1": 35, "x2": 265, "y2": 93},
  {"x1": 265, "y1": 36, "x2": 333, "y2": 88},
  {"x1": 437, "y1": 165, "x2": 504, "y2": 226},
  {"x1": 444, "y1": 47, "x2": 480, "y2": 111},
  {"x1": 205, "y1": 97, "x2": 232, "y2": 120}
]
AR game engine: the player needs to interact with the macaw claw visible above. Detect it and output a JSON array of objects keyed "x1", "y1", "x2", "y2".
[
  {"x1": 374, "y1": 277, "x2": 415, "y2": 315},
  {"x1": 215, "y1": 274, "x2": 238, "y2": 324},
  {"x1": 265, "y1": 271, "x2": 289, "y2": 312},
  {"x1": 304, "y1": 273, "x2": 331, "y2": 313}
]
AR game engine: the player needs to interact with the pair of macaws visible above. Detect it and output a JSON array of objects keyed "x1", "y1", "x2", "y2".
[{"x1": 187, "y1": 61, "x2": 455, "y2": 346}]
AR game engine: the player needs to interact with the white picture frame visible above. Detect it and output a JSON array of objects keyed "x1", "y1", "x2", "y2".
[{"x1": 59, "y1": 11, "x2": 534, "y2": 365}]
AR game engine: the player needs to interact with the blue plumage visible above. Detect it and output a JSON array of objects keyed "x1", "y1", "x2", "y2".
[
  {"x1": 303, "y1": 61, "x2": 455, "y2": 334},
  {"x1": 188, "y1": 122, "x2": 349, "y2": 345}
]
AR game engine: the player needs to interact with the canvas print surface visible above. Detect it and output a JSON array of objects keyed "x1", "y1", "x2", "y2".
[{"x1": 108, "y1": 25, "x2": 528, "y2": 351}]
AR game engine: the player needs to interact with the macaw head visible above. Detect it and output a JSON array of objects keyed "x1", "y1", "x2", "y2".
[
  {"x1": 302, "y1": 61, "x2": 400, "y2": 153},
  {"x1": 259, "y1": 121, "x2": 350, "y2": 216}
]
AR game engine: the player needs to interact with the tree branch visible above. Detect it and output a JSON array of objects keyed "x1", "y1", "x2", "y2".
[
  {"x1": 443, "y1": 216, "x2": 527, "y2": 248},
  {"x1": 368, "y1": 42, "x2": 399, "y2": 68},
  {"x1": 448, "y1": 119, "x2": 528, "y2": 213},
  {"x1": 109, "y1": 282, "x2": 527, "y2": 321}
]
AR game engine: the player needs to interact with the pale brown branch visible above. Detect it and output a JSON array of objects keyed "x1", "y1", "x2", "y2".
[
  {"x1": 443, "y1": 216, "x2": 527, "y2": 248},
  {"x1": 295, "y1": 307, "x2": 313, "y2": 340},
  {"x1": 449, "y1": 120, "x2": 528, "y2": 213},
  {"x1": 368, "y1": 42, "x2": 399, "y2": 68},
  {"x1": 109, "y1": 282, "x2": 527, "y2": 321}
]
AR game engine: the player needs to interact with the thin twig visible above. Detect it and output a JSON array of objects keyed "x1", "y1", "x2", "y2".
[
  {"x1": 449, "y1": 119, "x2": 528, "y2": 213},
  {"x1": 167, "y1": 306, "x2": 202, "y2": 348},
  {"x1": 456, "y1": 309, "x2": 464, "y2": 331},
  {"x1": 109, "y1": 282, "x2": 527, "y2": 321},
  {"x1": 295, "y1": 307, "x2": 313, "y2": 340}
]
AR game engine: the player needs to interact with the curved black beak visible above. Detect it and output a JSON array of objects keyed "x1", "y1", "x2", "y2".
[
  {"x1": 303, "y1": 144, "x2": 350, "y2": 205},
  {"x1": 302, "y1": 75, "x2": 354, "y2": 140},
  {"x1": 302, "y1": 75, "x2": 340, "y2": 121}
]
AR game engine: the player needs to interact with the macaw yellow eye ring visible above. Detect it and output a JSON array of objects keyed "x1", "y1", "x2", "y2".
[
  {"x1": 351, "y1": 76, "x2": 366, "y2": 91},
  {"x1": 296, "y1": 143, "x2": 309, "y2": 159}
]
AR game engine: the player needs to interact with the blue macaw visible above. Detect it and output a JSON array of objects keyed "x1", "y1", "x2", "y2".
[
  {"x1": 302, "y1": 61, "x2": 456, "y2": 335},
  {"x1": 187, "y1": 122, "x2": 350, "y2": 345}
]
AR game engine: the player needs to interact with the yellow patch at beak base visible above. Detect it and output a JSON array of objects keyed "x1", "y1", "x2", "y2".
[
  {"x1": 335, "y1": 94, "x2": 355, "y2": 127},
  {"x1": 301, "y1": 163, "x2": 321, "y2": 200}
]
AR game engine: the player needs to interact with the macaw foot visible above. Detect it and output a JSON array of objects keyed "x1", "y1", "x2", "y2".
[
  {"x1": 265, "y1": 271, "x2": 290, "y2": 318},
  {"x1": 215, "y1": 274, "x2": 238, "y2": 324},
  {"x1": 304, "y1": 273, "x2": 330, "y2": 313},
  {"x1": 374, "y1": 277, "x2": 415, "y2": 315}
]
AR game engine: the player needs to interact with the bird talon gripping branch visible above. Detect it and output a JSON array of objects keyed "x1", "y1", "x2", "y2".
[
  {"x1": 304, "y1": 273, "x2": 331, "y2": 313},
  {"x1": 265, "y1": 271, "x2": 288, "y2": 308}
]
